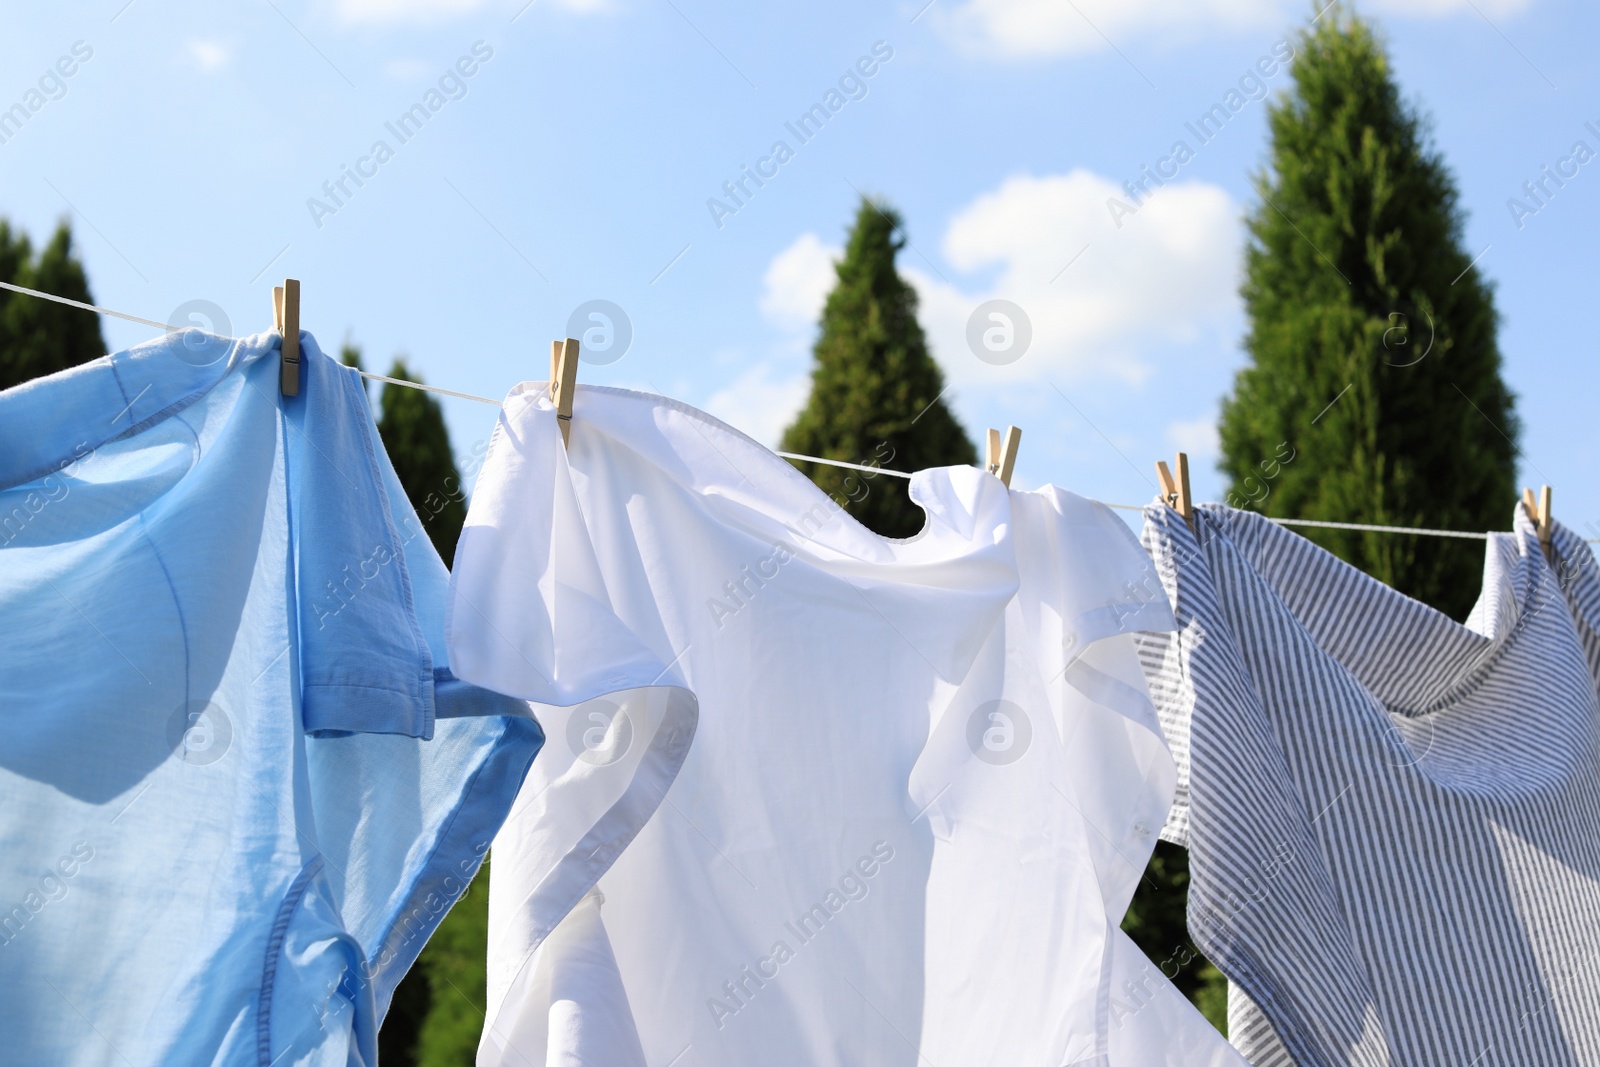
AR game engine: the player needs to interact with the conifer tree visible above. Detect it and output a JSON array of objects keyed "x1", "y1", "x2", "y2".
[
  {"x1": 781, "y1": 198, "x2": 976, "y2": 537},
  {"x1": 367, "y1": 354, "x2": 481, "y2": 1066},
  {"x1": 378, "y1": 966, "x2": 429, "y2": 1067},
  {"x1": 376, "y1": 358, "x2": 469, "y2": 568},
  {"x1": 1127, "y1": 11, "x2": 1524, "y2": 1035},
  {"x1": 412, "y1": 869, "x2": 492, "y2": 1064},
  {"x1": 1220, "y1": 6, "x2": 1517, "y2": 620},
  {"x1": 378, "y1": 862, "x2": 492, "y2": 1067},
  {"x1": 1121, "y1": 843, "x2": 1228, "y2": 1029},
  {"x1": 339, "y1": 341, "x2": 365, "y2": 373},
  {"x1": 0, "y1": 220, "x2": 105, "y2": 391}
]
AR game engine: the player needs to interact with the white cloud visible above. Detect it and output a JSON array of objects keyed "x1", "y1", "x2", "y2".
[
  {"x1": 759, "y1": 233, "x2": 839, "y2": 332},
  {"x1": 186, "y1": 40, "x2": 231, "y2": 72},
  {"x1": 336, "y1": 0, "x2": 609, "y2": 24},
  {"x1": 382, "y1": 57, "x2": 434, "y2": 80},
  {"x1": 336, "y1": 0, "x2": 490, "y2": 24},
  {"x1": 702, "y1": 364, "x2": 809, "y2": 448},
  {"x1": 942, "y1": 0, "x2": 1532, "y2": 58},
  {"x1": 1166, "y1": 416, "x2": 1220, "y2": 460},
  {"x1": 1367, "y1": 0, "x2": 1530, "y2": 14},
  {"x1": 696, "y1": 235, "x2": 835, "y2": 447},
  {"x1": 910, "y1": 169, "x2": 1242, "y2": 389},
  {"x1": 942, "y1": 0, "x2": 1277, "y2": 58}
]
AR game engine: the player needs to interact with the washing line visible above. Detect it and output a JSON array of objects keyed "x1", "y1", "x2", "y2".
[{"x1": 3, "y1": 279, "x2": 1593, "y2": 544}]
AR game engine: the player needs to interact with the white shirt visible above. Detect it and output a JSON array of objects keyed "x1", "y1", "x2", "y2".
[{"x1": 448, "y1": 383, "x2": 1244, "y2": 1067}]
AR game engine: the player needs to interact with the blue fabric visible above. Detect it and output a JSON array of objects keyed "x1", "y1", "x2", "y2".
[{"x1": 0, "y1": 329, "x2": 543, "y2": 1065}]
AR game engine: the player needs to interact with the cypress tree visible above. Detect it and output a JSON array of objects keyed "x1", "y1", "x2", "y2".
[
  {"x1": 412, "y1": 867, "x2": 492, "y2": 1065},
  {"x1": 368, "y1": 354, "x2": 482, "y2": 1066},
  {"x1": 1121, "y1": 843, "x2": 1228, "y2": 1030},
  {"x1": 339, "y1": 341, "x2": 365, "y2": 373},
  {"x1": 376, "y1": 358, "x2": 469, "y2": 568},
  {"x1": 378, "y1": 965, "x2": 429, "y2": 1067},
  {"x1": 780, "y1": 198, "x2": 977, "y2": 537},
  {"x1": 1220, "y1": 6, "x2": 1517, "y2": 620},
  {"x1": 380, "y1": 869, "x2": 490, "y2": 1067},
  {"x1": 378, "y1": 862, "x2": 492, "y2": 1067},
  {"x1": 0, "y1": 220, "x2": 106, "y2": 391},
  {"x1": 1128, "y1": 11, "x2": 1523, "y2": 1035},
  {"x1": 364, "y1": 351, "x2": 476, "y2": 1067}
]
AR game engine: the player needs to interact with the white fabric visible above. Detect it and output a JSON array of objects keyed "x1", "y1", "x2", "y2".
[
  {"x1": 449, "y1": 383, "x2": 1243, "y2": 1067},
  {"x1": 485, "y1": 888, "x2": 648, "y2": 1067}
]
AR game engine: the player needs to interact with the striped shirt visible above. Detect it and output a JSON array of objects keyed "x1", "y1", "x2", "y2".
[{"x1": 1137, "y1": 502, "x2": 1600, "y2": 1066}]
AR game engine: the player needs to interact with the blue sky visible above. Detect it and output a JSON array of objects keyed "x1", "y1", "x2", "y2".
[{"x1": 3, "y1": 0, "x2": 1595, "y2": 531}]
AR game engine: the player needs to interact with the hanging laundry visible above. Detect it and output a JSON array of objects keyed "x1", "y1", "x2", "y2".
[
  {"x1": 447, "y1": 382, "x2": 1244, "y2": 1066},
  {"x1": 0, "y1": 330, "x2": 544, "y2": 1065},
  {"x1": 1138, "y1": 502, "x2": 1600, "y2": 1066}
]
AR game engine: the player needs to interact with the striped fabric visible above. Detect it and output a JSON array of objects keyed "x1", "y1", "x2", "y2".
[{"x1": 1136, "y1": 502, "x2": 1600, "y2": 1066}]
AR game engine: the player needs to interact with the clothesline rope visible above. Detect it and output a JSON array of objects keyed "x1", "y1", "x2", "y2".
[
  {"x1": 0, "y1": 280, "x2": 186, "y2": 332},
  {"x1": 356, "y1": 369, "x2": 503, "y2": 408},
  {"x1": 6, "y1": 279, "x2": 1595, "y2": 543},
  {"x1": 353, "y1": 368, "x2": 1597, "y2": 542},
  {"x1": 359, "y1": 371, "x2": 917, "y2": 482}
]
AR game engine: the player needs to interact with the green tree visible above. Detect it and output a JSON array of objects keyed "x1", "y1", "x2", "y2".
[
  {"x1": 378, "y1": 864, "x2": 491, "y2": 1067},
  {"x1": 379, "y1": 962, "x2": 430, "y2": 1067},
  {"x1": 340, "y1": 340, "x2": 365, "y2": 374},
  {"x1": 1121, "y1": 843, "x2": 1228, "y2": 1031},
  {"x1": 376, "y1": 358, "x2": 469, "y2": 568},
  {"x1": 363, "y1": 352, "x2": 483, "y2": 1067},
  {"x1": 1220, "y1": 5, "x2": 1517, "y2": 620},
  {"x1": 1129, "y1": 8, "x2": 1524, "y2": 1035},
  {"x1": 0, "y1": 220, "x2": 105, "y2": 391},
  {"x1": 412, "y1": 867, "x2": 492, "y2": 1065},
  {"x1": 780, "y1": 198, "x2": 977, "y2": 537}
]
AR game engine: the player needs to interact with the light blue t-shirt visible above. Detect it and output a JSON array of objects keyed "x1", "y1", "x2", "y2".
[{"x1": 0, "y1": 328, "x2": 543, "y2": 1065}]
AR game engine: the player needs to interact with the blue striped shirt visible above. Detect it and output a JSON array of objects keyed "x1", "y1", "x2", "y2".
[{"x1": 1138, "y1": 502, "x2": 1600, "y2": 1065}]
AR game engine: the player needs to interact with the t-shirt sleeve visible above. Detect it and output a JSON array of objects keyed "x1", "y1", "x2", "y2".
[
  {"x1": 444, "y1": 386, "x2": 699, "y2": 1035},
  {"x1": 288, "y1": 338, "x2": 441, "y2": 738},
  {"x1": 446, "y1": 387, "x2": 678, "y2": 705},
  {"x1": 1009, "y1": 487, "x2": 1179, "y2": 916}
]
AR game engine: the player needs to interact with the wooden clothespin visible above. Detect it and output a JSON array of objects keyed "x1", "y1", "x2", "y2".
[
  {"x1": 1156, "y1": 452, "x2": 1194, "y2": 530},
  {"x1": 549, "y1": 337, "x2": 580, "y2": 447},
  {"x1": 274, "y1": 279, "x2": 301, "y2": 396},
  {"x1": 985, "y1": 425, "x2": 1021, "y2": 488},
  {"x1": 1522, "y1": 484, "x2": 1553, "y2": 555}
]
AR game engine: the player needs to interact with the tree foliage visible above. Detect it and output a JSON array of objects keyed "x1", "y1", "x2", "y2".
[
  {"x1": 377, "y1": 865, "x2": 491, "y2": 1067},
  {"x1": 0, "y1": 220, "x2": 105, "y2": 391},
  {"x1": 1220, "y1": 5, "x2": 1517, "y2": 620},
  {"x1": 1121, "y1": 843, "x2": 1228, "y2": 1031},
  {"x1": 781, "y1": 198, "x2": 976, "y2": 537},
  {"x1": 1129, "y1": 9, "x2": 1524, "y2": 1036},
  {"x1": 412, "y1": 868, "x2": 492, "y2": 1065},
  {"x1": 364, "y1": 351, "x2": 482, "y2": 1067},
  {"x1": 376, "y1": 358, "x2": 469, "y2": 568}
]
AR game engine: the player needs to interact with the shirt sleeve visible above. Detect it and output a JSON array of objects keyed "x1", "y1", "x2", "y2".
[
  {"x1": 1010, "y1": 486, "x2": 1180, "y2": 918},
  {"x1": 288, "y1": 335, "x2": 440, "y2": 738},
  {"x1": 445, "y1": 386, "x2": 679, "y2": 705}
]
